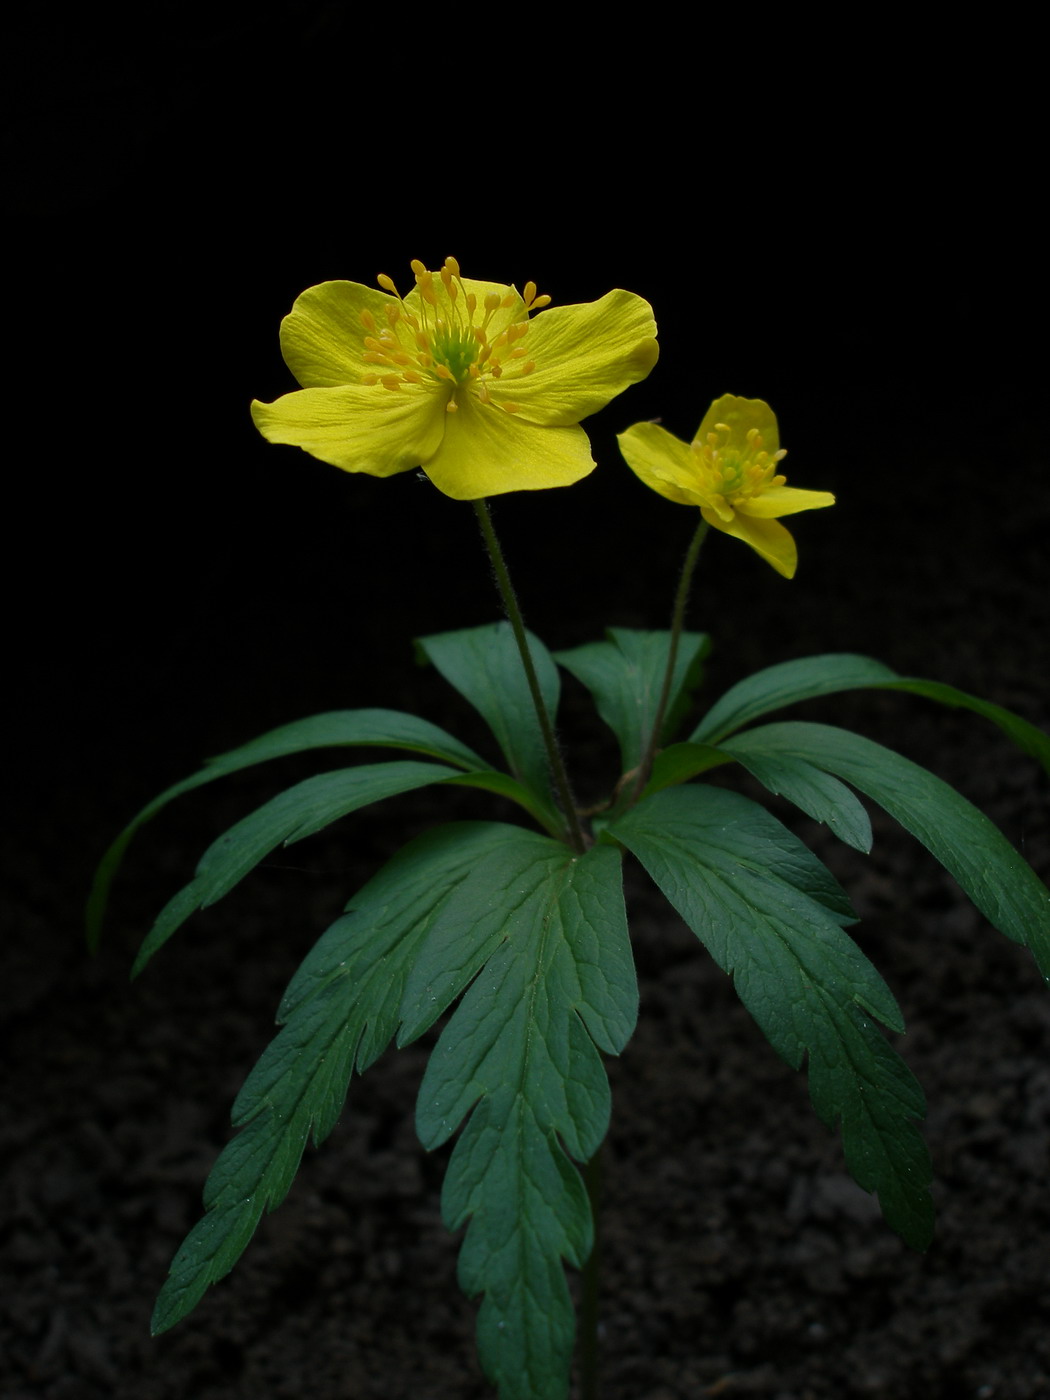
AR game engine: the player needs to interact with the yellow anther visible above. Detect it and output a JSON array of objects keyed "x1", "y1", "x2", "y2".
[
  {"x1": 529, "y1": 294, "x2": 551, "y2": 311},
  {"x1": 363, "y1": 260, "x2": 547, "y2": 414},
  {"x1": 714, "y1": 423, "x2": 731, "y2": 434}
]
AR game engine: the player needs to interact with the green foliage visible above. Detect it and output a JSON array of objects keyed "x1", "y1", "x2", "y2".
[
  {"x1": 718, "y1": 722, "x2": 1050, "y2": 981},
  {"x1": 87, "y1": 707, "x2": 487, "y2": 949},
  {"x1": 555, "y1": 627, "x2": 709, "y2": 772},
  {"x1": 416, "y1": 623, "x2": 563, "y2": 828},
  {"x1": 151, "y1": 820, "x2": 636, "y2": 1400},
  {"x1": 692, "y1": 652, "x2": 1050, "y2": 772},
  {"x1": 414, "y1": 839, "x2": 635, "y2": 1400},
  {"x1": 94, "y1": 622, "x2": 1050, "y2": 1400},
  {"x1": 132, "y1": 761, "x2": 461, "y2": 974},
  {"x1": 608, "y1": 785, "x2": 934, "y2": 1248}
]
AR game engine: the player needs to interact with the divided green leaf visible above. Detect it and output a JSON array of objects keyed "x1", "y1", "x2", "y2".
[
  {"x1": 133, "y1": 760, "x2": 461, "y2": 974},
  {"x1": 609, "y1": 785, "x2": 933, "y2": 1248},
  {"x1": 416, "y1": 623, "x2": 563, "y2": 830},
  {"x1": 151, "y1": 822, "x2": 532, "y2": 1334},
  {"x1": 555, "y1": 627, "x2": 710, "y2": 773},
  {"x1": 646, "y1": 740, "x2": 873, "y2": 853},
  {"x1": 414, "y1": 840, "x2": 636, "y2": 1400},
  {"x1": 151, "y1": 820, "x2": 637, "y2": 1400},
  {"x1": 88, "y1": 707, "x2": 486, "y2": 949},
  {"x1": 720, "y1": 722, "x2": 1050, "y2": 980},
  {"x1": 692, "y1": 653, "x2": 1050, "y2": 775}
]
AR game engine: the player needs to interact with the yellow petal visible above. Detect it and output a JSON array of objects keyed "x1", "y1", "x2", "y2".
[
  {"x1": 251, "y1": 384, "x2": 446, "y2": 477},
  {"x1": 423, "y1": 392, "x2": 596, "y2": 500},
  {"x1": 739, "y1": 484, "x2": 836, "y2": 519},
  {"x1": 695, "y1": 394, "x2": 780, "y2": 454},
  {"x1": 503, "y1": 290, "x2": 659, "y2": 426},
  {"x1": 617, "y1": 421, "x2": 711, "y2": 507},
  {"x1": 279, "y1": 281, "x2": 396, "y2": 388},
  {"x1": 700, "y1": 507, "x2": 799, "y2": 578}
]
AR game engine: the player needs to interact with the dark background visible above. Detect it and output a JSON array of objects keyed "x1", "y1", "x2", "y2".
[{"x1": 5, "y1": 9, "x2": 1048, "y2": 1399}]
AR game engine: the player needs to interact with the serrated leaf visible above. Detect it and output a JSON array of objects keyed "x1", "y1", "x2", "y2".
[
  {"x1": 609, "y1": 785, "x2": 933, "y2": 1247},
  {"x1": 555, "y1": 627, "x2": 710, "y2": 772},
  {"x1": 647, "y1": 740, "x2": 872, "y2": 853},
  {"x1": 151, "y1": 822, "x2": 540, "y2": 1335},
  {"x1": 691, "y1": 653, "x2": 1050, "y2": 775},
  {"x1": 88, "y1": 708, "x2": 486, "y2": 949},
  {"x1": 133, "y1": 760, "x2": 460, "y2": 974},
  {"x1": 414, "y1": 841, "x2": 636, "y2": 1400},
  {"x1": 416, "y1": 623, "x2": 562, "y2": 826},
  {"x1": 721, "y1": 722, "x2": 1050, "y2": 980}
]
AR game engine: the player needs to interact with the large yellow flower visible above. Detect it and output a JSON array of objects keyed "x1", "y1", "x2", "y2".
[
  {"x1": 251, "y1": 258, "x2": 658, "y2": 501},
  {"x1": 618, "y1": 395, "x2": 835, "y2": 578}
]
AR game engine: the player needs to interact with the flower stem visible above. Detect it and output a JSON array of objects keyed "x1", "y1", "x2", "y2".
[
  {"x1": 473, "y1": 499, "x2": 586, "y2": 854},
  {"x1": 631, "y1": 517, "x2": 710, "y2": 801}
]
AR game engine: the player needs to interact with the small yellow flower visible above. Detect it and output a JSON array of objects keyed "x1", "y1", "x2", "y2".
[
  {"x1": 251, "y1": 258, "x2": 658, "y2": 501},
  {"x1": 617, "y1": 394, "x2": 835, "y2": 578}
]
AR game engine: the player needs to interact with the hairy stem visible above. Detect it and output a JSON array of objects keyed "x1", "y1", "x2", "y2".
[
  {"x1": 631, "y1": 517, "x2": 710, "y2": 801},
  {"x1": 473, "y1": 499, "x2": 586, "y2": 854}
]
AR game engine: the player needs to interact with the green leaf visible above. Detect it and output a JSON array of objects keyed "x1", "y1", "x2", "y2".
[
  {"x1": 647, "y1": 741, "x2": 873, "y2": 853},
  {"x1": 555, "y1": 627, "x2": 710, "y2": 772},
  {"x1": 151, "y1": 822, "x2": 531, "y2": 1335},
  {"x1": 416, "y1": 623, "x2": 562, "y2": 824},
  {"x1": 88, "y1": 708, "x2": 486, "y2": 949},
  {"x1": 692, "y1": 653, "x2": 898, "y2": 743},
  {"x1": 609, "y1": 785, "x2": 933, "y2": 1248},
  {"x1": 414, "y1": 841, "x2": 636, "y2": 1400},
  {"x1": 691, "y1": 653, "x2": 1050, "y2": 775},
  {"x1": 133, "y1": 760, "x2": 460, "y2": 974},
  {"x1": 720, "y1": 722, "x2": 1050, "y2": 980}
]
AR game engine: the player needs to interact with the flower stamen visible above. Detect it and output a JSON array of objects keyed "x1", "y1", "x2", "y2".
[{"x1": 362, "y1": 258, "x2": 552, "y2": 413}]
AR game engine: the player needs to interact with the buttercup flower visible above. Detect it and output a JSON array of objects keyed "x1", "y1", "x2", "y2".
[
  {"x1": 251, "y1": 258, "x2": 658, "y2": 501},
  {"x1": 618, "y1": 395, "x2": 835, "y2": 578}
]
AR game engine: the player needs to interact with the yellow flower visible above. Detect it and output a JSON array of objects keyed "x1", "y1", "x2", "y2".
[
  {"x1": 251, "y1": 258, "x2": 658, "y2": 501},
  {"x1": 617, "y1": 394, "x2": 835, "y2": 578}
]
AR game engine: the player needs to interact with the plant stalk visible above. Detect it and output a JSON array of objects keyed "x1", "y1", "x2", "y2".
[
  {"x1": 473, "y1": 499, "x2": 587, "y2": 854},
  {"x1": 631, "y1": 517, "x2": 710, "y2": 801}
]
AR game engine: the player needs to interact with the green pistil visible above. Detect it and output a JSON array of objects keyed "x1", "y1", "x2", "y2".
[{"x1": 433, "y1": 329, "x2": 477, "y2": 383}]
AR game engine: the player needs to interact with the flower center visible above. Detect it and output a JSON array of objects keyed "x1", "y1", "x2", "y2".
[
  {"x1": 359, "y1": 257, "x2": 550, "y2": 414},
  {"x1": 692, "y1": 423, "x2": 788, "y2": 510}
]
